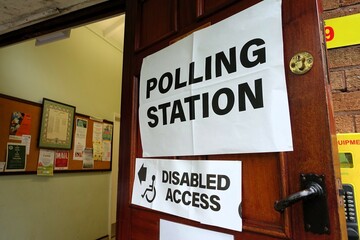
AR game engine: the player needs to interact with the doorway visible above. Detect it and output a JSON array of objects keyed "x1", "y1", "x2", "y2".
[{"x1": 0, "y1": 13, "x2": 125, "y2": 240}]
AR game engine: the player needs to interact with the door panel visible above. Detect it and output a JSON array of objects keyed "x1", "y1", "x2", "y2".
[
  {"x1": 197, "y1": 0, "x2": 237, "y2": 17},
  {"x1": 118, "y1": 0, "x2": 347, "y2": 239},
  {"x1": 177, "y1": 1, "x2": 198, "y2": 29},
  {"x1": 213, "y1": 153, "x2": 290, "y2": 238},
  {"x1": 135, "y1": 0, "x2": 177, "y2": 50}
]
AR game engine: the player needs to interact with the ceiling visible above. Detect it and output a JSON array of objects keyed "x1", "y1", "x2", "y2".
[
  {"x1": 0, "y1": 0, "x2": 108, "y2": 34},
  {"x1": 86, "y1": 14, "x2": 125, "y2": 51},
  {"x1": 0, "y1": 0, "x2": 125, "y2": 50}
]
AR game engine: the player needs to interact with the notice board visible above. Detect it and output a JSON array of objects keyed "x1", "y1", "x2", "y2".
[{"x1": 0, "y1": 94, "x2": 112, "y2": 175}]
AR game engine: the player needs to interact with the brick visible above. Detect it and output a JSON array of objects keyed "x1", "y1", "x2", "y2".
[
  {"x1": 341, "y1": 0, "x2": 360, "y2": 7},
  {"x1": 332, "y1": 91, "x2": 360, "y2": 111},
  {"x1": 356, "y1": 115, "x2": 360, "y2": 132},
  {"x1": 323, "y1": 4, "x2": 360, "y2": 19},
  {"x1": 329, "y1": 70, "x2": 346, "y2": 91},
  {"x1": 328, "y1": 46, "x2": 360, "y2": 68},
  {"x1": 345, "y1": 68, "x2": 360, "y2": 91},
  {"x1": 323, "y1": 0, "x2": 340, "y2": 10},
  {"x1": 335, "y1": 114, "x2": 355, "y2": 133}
]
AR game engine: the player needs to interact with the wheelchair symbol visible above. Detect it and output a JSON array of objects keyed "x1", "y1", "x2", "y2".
[{"x1": 141, "y1": 175, "x2": 156, "y2": 203}]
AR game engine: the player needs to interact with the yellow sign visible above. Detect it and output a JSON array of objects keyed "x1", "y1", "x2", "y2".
[
  {"x1": 325, "y1": 13, "x2": 360, "y2": 49},
  {"x1": 338, "y1": 133, "x2": 360, "y2": 229}
]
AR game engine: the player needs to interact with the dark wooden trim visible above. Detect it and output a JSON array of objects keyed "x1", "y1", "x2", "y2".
[
  {"x1": 0, "y1": 93, "x2": 41, "y2": 106},
  {"x1": 116, "y1": 0, "x2": 138, "y2": 238},
  {"x1": 0, "y1": 169, "x2": 111, "y2": 176},
  {"x1": 96, "y1": 235, "x2": 110, "y2": 240},
  {"x1": 0, "y1": 0, "x2": 126, "y2": 48}
]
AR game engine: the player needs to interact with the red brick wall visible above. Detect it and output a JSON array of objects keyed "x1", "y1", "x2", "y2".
[{"x1": 323, "y1": 0, "x2": 360, "y2": 133}]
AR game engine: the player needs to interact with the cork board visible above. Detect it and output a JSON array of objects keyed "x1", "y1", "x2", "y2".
[{"x1": 0, "y1": 94, "x2": 112, "y2": 174}]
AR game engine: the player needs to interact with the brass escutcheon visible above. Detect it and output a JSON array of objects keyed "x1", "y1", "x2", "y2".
[{"x1": 289, "y1": 52, "x2": 314, "y2": 75}]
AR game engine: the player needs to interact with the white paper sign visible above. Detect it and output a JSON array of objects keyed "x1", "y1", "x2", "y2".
[
  {"x1": 139, "y1": 0, "x2": 292, "y2": 157},
  {"x1": 160, "y1": 219, "x2": 234, "y2": 240},
  {"x1": 132, "y1": 158, "x2": 242, "y2": 231}
]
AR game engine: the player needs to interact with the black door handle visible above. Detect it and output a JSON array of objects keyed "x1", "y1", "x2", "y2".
[
  {"x1": 274, "y1": 182, "x2": 324, "y2": 212},
  {"x1": 274, "y1": 174, "x2": 330, "y2": 234}
]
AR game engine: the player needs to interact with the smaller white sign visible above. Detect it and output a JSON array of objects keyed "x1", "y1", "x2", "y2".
[
  {"x1": 132, "y1": 158, "x2": 242, "y2": 231},
  {"x1": 160, "y1": 219, "x2": 234, "y2": 240}
]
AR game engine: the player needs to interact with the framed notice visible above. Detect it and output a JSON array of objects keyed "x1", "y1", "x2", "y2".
[
  {"x1": 5, "y1": 143, "x2": 27, "y2": 172},
  {"x1": 39, "y1": 98, "x2": 75, "y2": 149}
]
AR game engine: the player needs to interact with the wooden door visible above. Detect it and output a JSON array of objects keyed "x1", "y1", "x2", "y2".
[{"x1": 117, "y1": 0, "x2": 347, "y2": 239}]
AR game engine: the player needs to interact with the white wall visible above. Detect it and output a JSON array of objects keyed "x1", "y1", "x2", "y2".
[
  {"x1": 0, "y1": 27, "x2": 122, "y2": 121},
  {"x1": 0, "y1": 25, "x2": 122, "y2": 240},
  {"x1": 0, "y1": 173, "x2": 110, "y2": 240}
]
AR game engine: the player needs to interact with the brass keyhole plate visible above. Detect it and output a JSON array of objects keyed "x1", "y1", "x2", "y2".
[{"x1": 289, "y1": 52, "x2": 314, "y2": 75}]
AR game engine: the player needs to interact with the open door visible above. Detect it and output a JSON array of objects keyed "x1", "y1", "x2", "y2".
[{"x1": 117, "y1": 0, "x2": 347, "y2": 239}]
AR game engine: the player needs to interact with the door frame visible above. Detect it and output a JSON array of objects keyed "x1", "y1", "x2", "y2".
[
  {"x1": 0, "y1": 2, "x2": 126, "y2": 239},
  {"x1": 0, "y1": 1, "x2": 125, "y2": 48}
]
